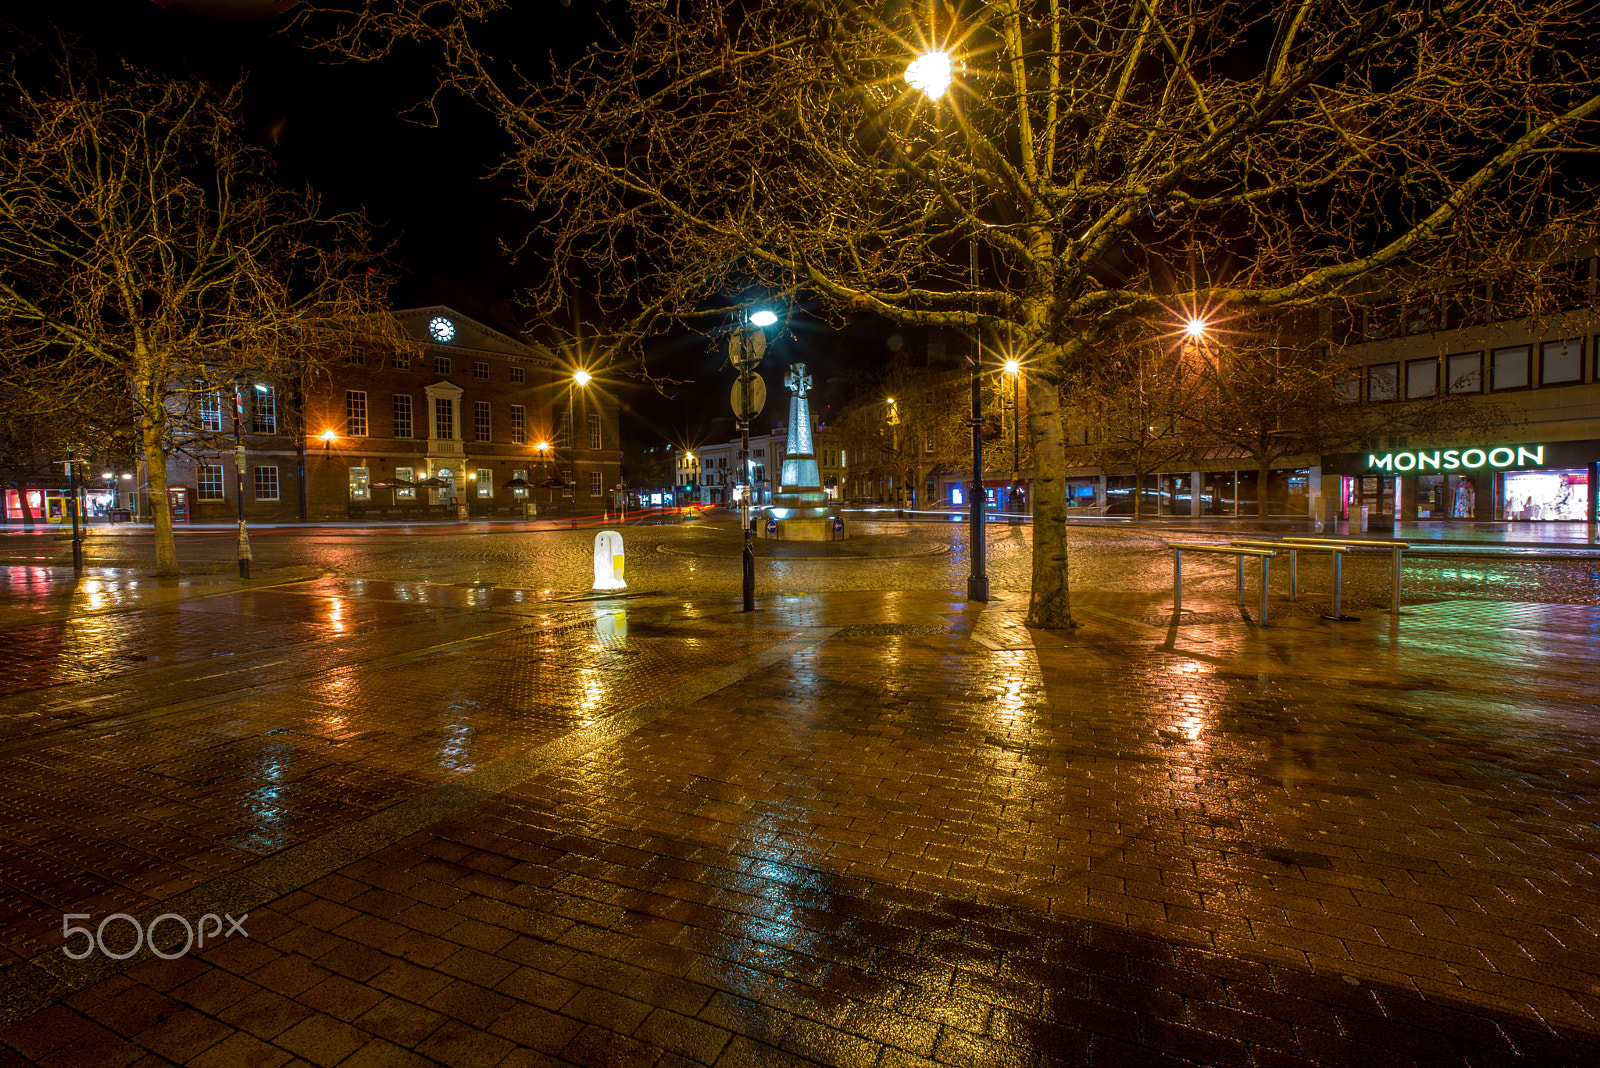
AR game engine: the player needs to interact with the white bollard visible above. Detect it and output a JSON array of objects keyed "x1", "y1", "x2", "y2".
[{"x1": 592, "y1": 530, "x2": 627, "y2": 590}]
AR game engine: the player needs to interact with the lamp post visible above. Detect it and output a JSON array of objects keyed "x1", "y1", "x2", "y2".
[
  {"x1": 1003, "y1": 359, "x2": 1021, "y2": 519},
  {"x1": 909, "y1": 50, "x2": 987, "y2": 600},
  {"x1": 57, "y1": 452, "x2": 84, "y2": 576},
  {"x1": 733, "y1": 308, "x2": 775, "y2": 611},
  {"x1": 232, "y1": 382, "x2": 267, "y2": 580},
  {"x1": 567, "y1": 369, "x2": 592, "y2": 528}
]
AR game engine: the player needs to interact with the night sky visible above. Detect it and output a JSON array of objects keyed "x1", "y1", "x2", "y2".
[{"x1": 2, "y1": 0, "x2": 897, "y2": 449}]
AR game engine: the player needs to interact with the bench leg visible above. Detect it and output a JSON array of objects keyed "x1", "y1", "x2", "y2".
[
  {"x1": 1332, "y1": 552, "x2": 1343, "y2": 619},
  {"x1": 1390, "y1": 547, "x2": 1403, "y2": 614},
  {"x1": 1260, "y1": 557, "x2": 1270, "y2": 624},
  {"x1": 1173, "y1": 550, "x2": 1182, "y2": 615},
  {"x1": 1236, "y1": 556, "x2": 1245, "y2": 605},
  {"x1": 1289, "y1": 549, "x2": 1298, "y2": 600}
]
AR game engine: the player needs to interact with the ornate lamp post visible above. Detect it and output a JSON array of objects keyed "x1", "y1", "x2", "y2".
[
  {"x1": 731, "y1": 309, "x2": 775, "y2": 611},
  {"x1": 566, "y1": 369, "x2": 592, "y2": 527}
]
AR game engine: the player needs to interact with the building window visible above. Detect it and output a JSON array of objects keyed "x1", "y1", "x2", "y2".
[
  {"x1": 252, "y1": 386, "x2": 277, "y2": 434},
  {"x1": 346, "y1": 391, "x2": 368, "y2": 436},
  {"x1": 589, "y1": 471, "x2": 602, "y2": 497},
  {"x1": 476, "y1": 468, "x2": 493, "y2": 499},
  {"x1": 199, "y1": 392, "x2": 223, "y2": 433},
  {"x1": 1446, "y1": 352, "x2": 1482, "y2": 394},
  {"x1": 1366, "y1": 363, "x2": 1398, "y2": 402},
  {"x1": 511, "y1": 469, "x2": 528, "y2": 497},
  {"x1": 1540, "y1": 338, "x2": 1582, "y2": 386},
  {"x1": 1491, "y1": 345, "x2": 1531, "y2": 391},
  {"x1": 393, "y1": 394, "x2": 413, "y2": 438},
  {"x1": 510, "y1": 366, "x2": 525, "y2": 384},
  {"x1": 392, "y1": 350, "x2": 411, "y2": 372},
  {"x1": 254, "y1": 465, "x2": 280, "y2": 502},
  {"x1": 433, "y1": 356, "x2": 451, "y2": 375},
  {"x1": 198, "y1": 465, "x2": 224, "y2": 500},
  {"x1": 474, "y1": 360, "x2": 490, "y2": 380},
  {"x1": 394, "y1": 466, "x2": 416, "y2": 500},
  {"x1": 1404, "y1": 359, "x2": 1437, "y2": 400},
  {"x1": 474, "y1": 401, "x2": 491, "y2": 442},
  {"x1": 345, "y1": 348, "x2": 366, "y2": 366},
  {"x1": 435, "y1": 397, "x2": 454, "y2": 439},
  {"x1": 510, "y1": 404, "x2": 526, "y2": 444},
  {"x1": 349, "y1": 466, "x2": 371, "y2": 501},
  {"x1": 588, "y1": 413, "x2": 601, "y2": 450},
  {"x1": 1333, "y1": 374, "x2": 1360, "y2": 405},
  {"x1": 556, "y1": 411, "x2": 571, "y2": 446}
]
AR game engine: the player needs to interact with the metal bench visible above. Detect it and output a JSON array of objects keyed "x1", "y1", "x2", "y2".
[
  {"x1": 1167, "y1": 542, "x2": 1277, "y2": 623},
  {"x1": 1285, "y1": 536, "x2": 1410, "y2": 614},
  {"x1": 1232, "y1": 540, "x2": 1354, "y2": 620}
]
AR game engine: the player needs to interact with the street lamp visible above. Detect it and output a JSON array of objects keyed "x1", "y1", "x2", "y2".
[
  {"x1": 909, "y1": 50, "x2": 987, "y2": 601},
  {"x1": 730, "y1": 309, "x2": 775, "y2": 611},
  {"x1": 566, "y1": 370, "x2": 592, "y2": 527},
  {"x1": 1003, "y1": 359, "x2": 1022, "y2": 519},
  {"x1": 232, "y1": 381, "x2": 268, "y2": 580}
]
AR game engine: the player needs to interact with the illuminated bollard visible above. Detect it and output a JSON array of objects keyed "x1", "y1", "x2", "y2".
[{"x1": 593, "y1": 530, "x2": 626, "y2": 590}]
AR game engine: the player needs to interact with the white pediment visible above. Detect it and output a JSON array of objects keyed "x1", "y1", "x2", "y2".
[{"x1": 396, "y1": 306, "x2": 555, "y2": 366}]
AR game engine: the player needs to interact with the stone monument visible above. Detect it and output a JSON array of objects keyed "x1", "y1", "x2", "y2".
[{"x1": 765, "y1": 363, "x2": 845, "y2": 540}]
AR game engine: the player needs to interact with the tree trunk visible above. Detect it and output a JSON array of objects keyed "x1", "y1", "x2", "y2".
[
  {"x1": 142, "y1": 415, "x2": 179, "y2": 576},
  {"x1": 16, "y1": 481, "x2": 34, "y2": 527},
  {"x1": 1024, "y1": 373, "x2": 1073, "y2": 629},
  {"x1": 1258, "y1": 462, "x2": 1272, "y2": 518}
]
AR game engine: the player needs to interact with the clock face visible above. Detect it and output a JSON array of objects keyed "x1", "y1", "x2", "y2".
[{"x1": 428, "y1": 316, "x2": 456, "y2": 343}]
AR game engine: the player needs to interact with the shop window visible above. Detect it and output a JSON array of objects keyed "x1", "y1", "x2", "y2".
[
  {"x1": 254, "y1": 466, "x2": 280, "y2": 502},
  {"x1": 1490, "y1": 345, "x2": 1530, "y2": 391},
  {"x1": 1503, "y1": 470, "x2": 1589, "y2": 521},
  {"x1": 1540, "y1": 338, "x2": 1582, "y2": 386},
  {"x1": 511, "y1": 469, "x2": 528, "y2": 498},
  {"x1": 198, "y1": 465, "x2": 224, "y2": 500},
  {"x1": 1405, "y1": 359, "x2": 1438, "y2": 399},
  {"x1": 1366, "y1": 363, "x2": 1398, "y2": 402},
  {"x1": 349, "y1": 466, "x2": 371, "y2": 501},
  {"x1": 346, "y1": 391, "x2": 368, "y2": 437},
  {"x1": 476, "y1": 468, "x2": 493, "y2": 498},
  {"x1": 394, "y1": 466, "x2": 416, "y2": 500},
  {"x1": 1446, "y1": 352, "x2": 1482, "y2": 394},
  {"x1": 1202, "y1": 472, "x2": 1235, "y2": 515}
]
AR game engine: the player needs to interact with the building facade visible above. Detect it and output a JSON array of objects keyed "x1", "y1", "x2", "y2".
[{"x1": 154, "y1": 307, "x2": 622, "y2": 523}]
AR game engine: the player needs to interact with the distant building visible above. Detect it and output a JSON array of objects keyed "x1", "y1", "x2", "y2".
[{"x1": 152, "y1": 307, "x2": 621, "y2": 522}]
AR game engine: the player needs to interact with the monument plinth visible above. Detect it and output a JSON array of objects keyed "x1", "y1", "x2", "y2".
[{"x1": 765, "y1": 363, "x2": 845, "y2": 540}]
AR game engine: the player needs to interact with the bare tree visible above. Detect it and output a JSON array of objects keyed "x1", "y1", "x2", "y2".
[
  {"x1": 307, "y1": 0, "x2": 1600, "y2": 626},
  {"x1": 0, "y1": 47, "x2": 388, "y2": 574}
]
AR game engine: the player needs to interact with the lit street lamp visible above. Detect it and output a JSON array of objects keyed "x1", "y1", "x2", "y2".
[
  {"x1": 1003, "y1": 359, "x2": 1022, "y2": 520},
  {"x1": 908, "y1": 50, "x2": 987, "y2": 601},
  {"x1": 566, "y1": 369, "x2": 592, "y2": 527}
]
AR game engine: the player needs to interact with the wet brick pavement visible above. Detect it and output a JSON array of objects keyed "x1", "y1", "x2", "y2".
[{"x1": 0, "y1": 557, "x2": 1597, "y2": 1066}]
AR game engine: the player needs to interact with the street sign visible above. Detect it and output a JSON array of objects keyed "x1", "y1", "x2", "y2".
[
  {"x1": 731, "y1": 374, "x2": 766, "y2": 418},
  {"x1": 729, "y1": 329, "x2": 765, "y2": 369}
]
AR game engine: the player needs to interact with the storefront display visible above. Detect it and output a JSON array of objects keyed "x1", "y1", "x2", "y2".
[{"x1": 1500, "y1": 470, "x2": 1589, "y2": 520}]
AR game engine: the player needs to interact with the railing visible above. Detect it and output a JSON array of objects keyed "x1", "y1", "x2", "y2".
[
  {"x1": 1233, "y1": 540, "x2": 1353, "y2": 621},
  {"x1": 1167, "y1": 542, "x2": 1277, "y2": 623},
  {"x1": 1285, "y1": 536, "x2": 1409, "y2": 614}
]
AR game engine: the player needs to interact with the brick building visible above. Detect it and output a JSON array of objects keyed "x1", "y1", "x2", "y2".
[{"x1": 153, "y1": 306, "x2": 621, "y2": 523}]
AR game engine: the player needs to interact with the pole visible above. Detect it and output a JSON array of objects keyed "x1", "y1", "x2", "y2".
[
  {"x1": 234, "y1": 387, "x2": 251, "y2": 579},
  {"x1": 740, "y1": 352, "x2": 755, "y2": 612},
  {"x1": 567, "y1": 384, "x2": 577, "y2": 528},
  {"x1": 65, "y1": 452, "x2": 83, "y2": 577},
  {"x1": 966, "y1": 180, "x2": 989, "y2": 601}
]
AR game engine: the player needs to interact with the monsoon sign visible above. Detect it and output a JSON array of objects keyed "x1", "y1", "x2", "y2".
[{"x1": 1366, "y1": 446, "x2": 1544, "y2": 472}]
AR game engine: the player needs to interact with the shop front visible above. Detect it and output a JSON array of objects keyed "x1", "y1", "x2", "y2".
[{"x1": 1324, "y1": 442, "x2": 1598, "y2": 522}]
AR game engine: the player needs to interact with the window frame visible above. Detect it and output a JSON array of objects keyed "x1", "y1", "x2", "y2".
[
  {"x1": 589, "y1": 471, "x2": 603, "y2": 497},
  {"x1": 474, "y1": 400, "x2": 492, "y2": 442},
  {"x1": 1404, "y1": 358, "x2": 1438, "y2": 400},
  {"x1": 1490, "y1": 345, "x2": 1532, "y2": 392},
  {"x1": 346, "y1": 390, "x2": 369, "y2": 437},
  {"x1": 433, "y1": 356, "x2": 451, "y2": 376},
  {"x1": 509, "y1": 404, "x2": 526, "y2": 445},
  {"x1": 587, "y1": 412, "x2": 601, "y2": 450},
  {"x1": 476, "y1": 468, "x2": 494, "y2": 499},
  {"x1": 394, "y1": 466, "x2": 416, "y2": 500},
  {"x1": 392, "y1": 394, "x2": 413, "y2": 438},
  {"x1": 1445, "y1": 351, "x2": 1483, "y2": 394},
  {"x1": 1366, "y1": 363, "x2": 1399, "y2": 403},
  {"x1": 252, "y1": 386, "x2": 278, "y2": 434},
  {"x1": 391, "y1": 350, "x2": 411, "y2": 372},
  {"x1": 473, "y1": 360, "x2": 490, "y2": 381},
  {"x1": 253, "y1": 465, "x2": 280, "y2": 502},
  {"x1": 434, "y1": 397, "x2": 454, "y2": 440},
  {"x1": 510, "y1": 366, "x2": 525, "y2": 384},
  {"x1": 199, "y1": 392, "x2": 224, "y2": 433},
  {"x1": 198, "y1": 464, "x2": 225, "y2": 501},
  {"x1": 349, "y1": 466, "x2": 371, "y2": 501},
  {"x1": 1539, "y1": 337, "x2": 1583, "y2": 386}
]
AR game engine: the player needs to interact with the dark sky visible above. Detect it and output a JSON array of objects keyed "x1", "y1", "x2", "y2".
[{"x1": 4, "y1": 0, "x2": 896, "y2": 446}]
